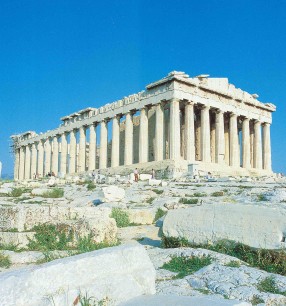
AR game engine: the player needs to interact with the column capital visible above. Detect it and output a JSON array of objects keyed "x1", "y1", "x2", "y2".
[
  {"x1": 186, "y1": 100, "x2": 195, "y2": 106},
  {"x1": 214, "y1": 108, "x2": 224, "y2": 114},
  {"x1": 230, "y1": 112, "x2": 238, "y2": 118},
  {"x1": 242, "y1": 117, "x2": 250, "y2": 122},
  {"x1": 262, "y1": 122, "x2": 270, "y2": 127}
]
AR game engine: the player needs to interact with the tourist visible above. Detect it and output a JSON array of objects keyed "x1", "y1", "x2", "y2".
[
  {"x1": 134, "y1": 168, "x2": 139, "y2": 182},
  {"x1": 151, "y1": 169, "x2": 155, "y2": 179}
]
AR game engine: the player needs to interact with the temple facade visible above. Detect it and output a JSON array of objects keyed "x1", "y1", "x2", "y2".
[{"x1": 11, "y1": 71, "x2": 276, "y2": 180}]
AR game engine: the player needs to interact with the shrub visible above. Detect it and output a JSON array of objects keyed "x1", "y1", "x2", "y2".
[
  {"x1": 42, "y1": 188, "x2": 64, "y2": 198},
  {"x1": 211, "y1": 191, "x2": 224, "y2": 197},
  {"x1": 193, "y1": 192, "x2": 207, "y2": 197},
  {"x1": 76, "y1": 235, "x2": 118, "y2": 254},
  {"x1": 154, "y1": 208, "x2": 167, "y2": 221},
  {"x1": 161, "y1": 255, "x2": 212, "y2": 278},
  {"x1": 27, "y1": 224, "x2": 73, "y2": 251},
  {"x1": 179, "y1": 198, "x2": 198, "y2": 204},
  {"x1": 225, "y1": 260, "x2": 241, "y2": 268},
  {"x1": 161, "y1": 235, "x2": 190, "y2": 248},
  {"x1": 250, "y1": 295, "x2": 264, "y2": 305},
  {"x1": 257, "y1": 194, "x2": 268, "y2": 202},
  {"x1": 86, "y1": 181, "x2": 96, "y2": 191},
  {"x1": 111, "y1": 208, "x2": 130, "y2": 227},
  {"x1": 9, "y1": 188, "x2": 24, "y2": 197},
  {"x1": 152, "y1": 189, "x2": 163, "y2": 195},
  {"x1": 0, "y1": 242, "x2": 21, "y2": 252},
  {"x1": 146, "y1": 197, "x2": 155, "y2": 204},
  {"x1": 257, "y1": 276, "x2": 286, "y2": 296},
  {"x1": 0, "y1": 252, "x2": 11, "y2": 268}
]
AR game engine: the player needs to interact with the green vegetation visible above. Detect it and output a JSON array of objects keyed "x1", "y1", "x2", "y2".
[
  {"x1": 161, "y1": 237, "x2": 286, "y2": 276},
  {"x1": 211, "y1": 191, "x2": 224, "y2": 197},
  {"x1": 250, "y1": 295, "x2": 264, "y2": 305},
  {"x1": 76, "y1": 292, "x2": 109, "y2": 306},
  {"x1": 75, "y1": 234, "x2": 118, "y2": 254},
  {"x1": 193, "y1": 192, "x2": 207, "y2": 197},
  {"x1": 154, "y1": 208, "x2": 167, "y2": 221},
  {"x1": 146, "y1": 197, "x2": 155, "y2": 204},
  {"x1": 86, "y1": 181, "x2": 96, "y2": 191},
  {"x1": 161, "y1": 255, "x2": 212, "y2": 278},
  {"x1": 225, "y1": 260, "x2": 241, "y2": 268},
  {"x1": 257, "y1": 193, "x2": 268, "y2": 202},
  {"x1": 0, "y1": 252, "x2": 11, "y2": 268},
  {"x1": 152, "y1": 189, "x2": 163, "y2": 195},
  {"x1": 42, "y1": 188, "x2": 64, "y2": 198},
  {"x1": 179, "y1": 198, "x2": 198, "y2": 205},
  {"x1": 257, "y1": 276, "x2": 286, "y2": 296},
  {"x1": 27, "y1": 224, "x2": 73, "y2": 251},
  {"x1": 9, "y1": 188, "x2": 25, "y2": 197},
  {"x1": 0, "y1": 242, "x2": 21, "y2": 252},
  {"x1": 111, "y1": 208, "x2": 130, "y2": 227}
]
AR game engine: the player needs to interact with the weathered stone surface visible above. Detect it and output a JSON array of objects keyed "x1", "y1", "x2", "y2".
[
  {"x1": 163, "y1": 203, "x2": 286, "y2": 249},
  {"x1": 120, "y1": 295, "x2": 251, "y2": 306},
  {"x1": 140, "y1": 174, "x2": 152, "y2": 181},
  {"x1": 266, "y1": 188, "x2": 286, "y2": 203},
  {"x1": 149, "y1": 179, "x2": 162, "y2": 186},
  {"x1": 128, "y1": 209, "x2": 155, "y2": 225},
  {"x1": 31, "y1": 188, "x2": 50, "y2": 196},
  {"x1": 0, "y1": 243, "x2": 156, "y2": 306},
  {"x1": 102, "y1": 185, "x2": 125, "y2": 202},
  {"x1": 0, "y1": 231, "x2": 35, "y2": 248}
]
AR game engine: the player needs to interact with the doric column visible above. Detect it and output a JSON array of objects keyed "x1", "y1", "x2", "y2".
[
  {"x1": 201, "y1": 105, "x2": 211, "y2": 162},
  {"x1": 215, "y1": 110, "x2": 225, "y2": 164},
  {"x1": 24, "y1": 145, "x2": 31, "y2": 179},
  {"x1": 14, "y1": 148, "x2": 20, "y2": 180},
  {"x1": 69, "y1": 130, "x2": 76, "y2": 174},
  {"x1": 51, "y1": 136, "x2": 59, "y2": 175},
  {"x1": 88, "y1": 124, "x2": 97, "y2": 171},
  {"x1": 19, "y1": 147, "x2": 25, "y2": 181},
  {"x1": 99, "y1": 119, "x2": 108, "y2": 169},
  {"x1": 37, "y1": 141, "x2": 44, "y2": 177},
  {"x1": 242, "y1": 118, "x2": 251, "y2": 169},
  {"x1": 263, "y1": 123, "x2": 272, "y2": 171},
  {"x1": 254, "y1": 120, "x2": 262, "y2": 169},
  {"x1": 44, "y1": 138, "x2": 51, "y2": 175},
  {"x1": 185, "y1": 101, "x2": 195, "y2": 161},
  {"x1": 229, "y1": 113, "x2": 239, "y2": 167},
  {"x1": 124, "y1": 112, "x2": 133, "y2": 165},
  {"x1": 78, "y1": 126, "x2": 86, "y2": 173},
  {"x1": 60, "y1": 133, "x2": 68, "y2": 176},
  {"x1": 30, "y1": 143, "x2": 37, "y2": 178},
  {"x1": 111, "y1": 116, "x2": 120, "y2": 167},
  {"x1": 169, "y1": 99, "x2": 181, "y2": 160},
  {"x1": 155, "y1": 103, "x2": 164, "y2": 161},
  {"x1": 139, "y1": 107, "x2": 149, "y2": 163}
]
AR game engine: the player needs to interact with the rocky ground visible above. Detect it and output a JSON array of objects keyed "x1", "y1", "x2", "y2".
[{"x1": 0, "y1": 174, "x2": 286, "y2": 305}]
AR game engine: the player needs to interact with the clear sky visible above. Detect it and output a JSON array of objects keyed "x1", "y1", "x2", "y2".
[{"x1": 0, "y1": 0, "x2": 285, "y2": 177}]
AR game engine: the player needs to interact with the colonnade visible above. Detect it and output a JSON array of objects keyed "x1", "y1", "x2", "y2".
[{"x1": 14, "y1": 99, "x2": 272, "y2": 180}]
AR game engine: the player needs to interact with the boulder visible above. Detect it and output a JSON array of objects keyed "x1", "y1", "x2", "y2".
[
  {"x1": 0, "y1": 243, "x2": 156, "y2": 306},
  {"x1": 140, "y1": 174, "x2": 152, "y2": 181},
  {"x1": 128, "y1": 209, "x2": 155, "y2": 225},
  {"x1": 0, "y1": 187, "x2": 11, "y2": 195},
  {"x1": 266, "y1": 188, "x2": 286, "y2": 203},
  {"x1": 149, "y1": 179, "x2": 162, "y2": 186},
  {"x1": 102, "y1": 185, "x2": 125, "y2": 202},
  {"x1": 47, "y1": 178, "x2": 56, "y2": 187},
  {"x1": 163, "y1": 203, "x2": 286, "y2": 249},
  {"x1": 31, "y1": 188, "x2": 50, "y2": 196}
]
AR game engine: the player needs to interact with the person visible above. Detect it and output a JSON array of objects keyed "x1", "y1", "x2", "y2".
[
  {"x1": 134, "y1": 168, "x2": 139, "y2": 182},
  {"x1": 151, "y1": 169, "x2": 155, "y2": 179},
  {"x1": 92, "y1": 170, "x2": 95, "y2": 178}
]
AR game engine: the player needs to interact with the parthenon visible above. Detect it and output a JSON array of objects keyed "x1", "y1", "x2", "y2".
[{"x1": 11, "y1": 71, "x2": 276, "y2": 180}]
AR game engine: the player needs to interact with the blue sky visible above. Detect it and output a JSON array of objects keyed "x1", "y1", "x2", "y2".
[{"x1": 0, "y1": 0, "x2": 285, "y2": 176}]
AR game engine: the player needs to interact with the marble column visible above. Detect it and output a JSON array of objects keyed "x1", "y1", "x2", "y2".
[
  {"x1": 69, "y1": 130, "x2": 76, "y2": 174},
  {"x1": 24, "y1": 145, "x2": 31, "y2": 179},
  {"x1": 14, "y1": 148, "x2": 20, "y2": 180},
  {"x1": 229, "y1": 113, "x2": 239, "y2": 167},
  {"x1": 242, "y1": 118, "x2": 251, "y2": 169},
  {"x1": 60, "y1": 133, "x2": 68, "y2": 175},
  {"x1": 99, "y1": 120, "x2": 108, "y2": 169},
  {"x1": 139, "y1": 107, "x2": 149, "y2": 163},
  {"x1": 185, "y1": 102, "x2": 195, "y2": 161},
  {"x1": 30, "y1": 143, "x2": 37, "y2": 178},
  {"x1": 254, "y1": 120, "x2": 262, "y2": 169},
  {"x1": 124, "y1": 112, "x2": 133, "y2": 165},
  {"x1": 263, "y1": 123, "x2": 271, "y2": 171},
  {"x1": 155, "y1": 103, "x2": 164, "y2": 161},
  {"x1": 215, "y1": 110, "x2": 225, "y2": 164},
  {"x1": 111, "y1": 116, "x2": 120, "y2": 167},
  {"x1": 169, "y1": 99, "x2": 181, "y2": 160},
  {"x1": 88, "y1": 124, "x2": 97, "y2": 171},
  {"x1": 78, "y1": 126, "x2": 86, "y2": 173},
  {"x1": 19, "y1": 147, "x2": 25, "y2": 181},
  {"x1": 201, "y1": 106, "x2": 211, "y2": 162},
  {"x1": 44, "y1": 138, "x2": 51, "y2": 175},
  {"x1": 51, "y1": 136, "x2": 59, "y2": 175},
  {"x1": 37, "y1": 141, "x2": 44, "y2": 177}
]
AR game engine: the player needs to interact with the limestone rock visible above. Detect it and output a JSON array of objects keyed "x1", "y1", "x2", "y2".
[
  {"x1": 31, "y1": 188, "x2": 50, "y2": 196},
  {"x1": 140, "y1": 174, "x2": 152, "y2": 181},
  {"x1": 163, "y1": 203, "x2": 286, "y2": 249},
  {"x1": 149, "y1": 179, "x2": 162, "y2": 186},
  {"x1": 0, "y1": 243, "x2": 156, "y2": 306},
  {"x1": 266, "y1": 188, "x2": 286, "y2": 203},
  {"x1": 128, "y1": 209, "x2": 155, "y2": 225},
  {"x1": 102, "y1": 185, "x2": 125, "y2": 202}
]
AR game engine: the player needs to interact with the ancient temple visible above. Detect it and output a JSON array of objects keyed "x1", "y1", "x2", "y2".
[{"x1": 11, "y1": 71, "x2": 276, "y2": 180}]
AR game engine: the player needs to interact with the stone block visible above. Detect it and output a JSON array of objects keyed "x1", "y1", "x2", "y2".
[
  {"x1": 102, "y1": 185, "x2": 125, "y2": 202},
  {"x1": 161, "y1": 181, "x2": 168, "y2": 187},
  {"x1": 0, "y1": 231, "x2": 35, "y2": 248},
  {"x1": 0, "y1": 243, "x2": 156, "y2": 306},
  {"x1": 128, "y1": 209, "x2": 155, "y2": 225},
  {"x1": 149, "y1": 179, "x2": 162, "y2": 186},
  {"x1": 140, "y1": 174, "x2": 152, "y2": 181},
  {"x1": 31, "y1": 188, "x2": 50, "y2": 196},
  {"x1": 163, "y1": 203, "x2": 286, "y2": 249}
]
